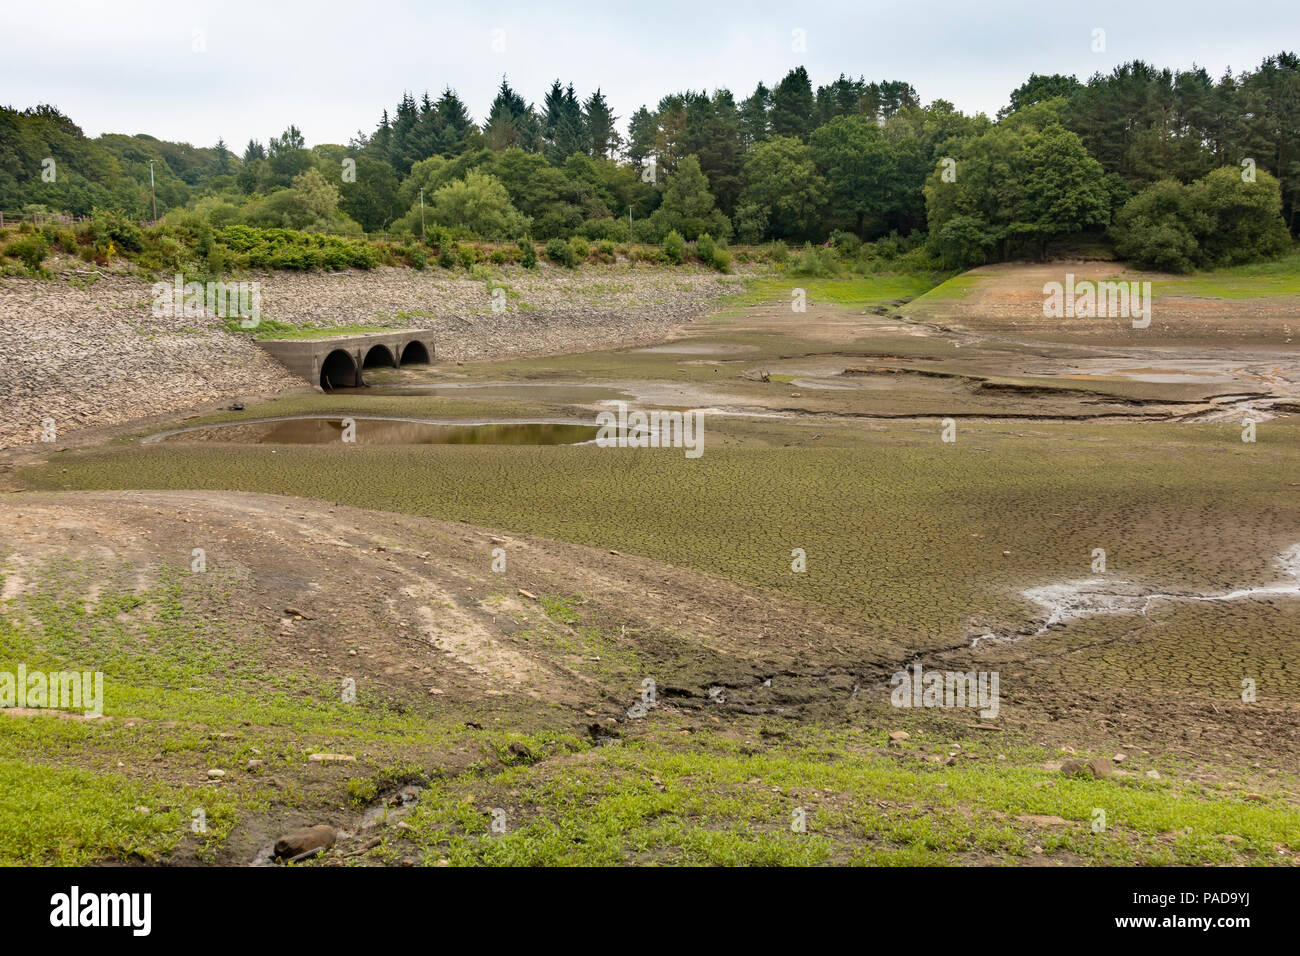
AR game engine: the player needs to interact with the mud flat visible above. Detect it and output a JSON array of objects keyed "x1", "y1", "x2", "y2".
[{"x1": 4, "y1": 266, "x2": 1299, "y2": 867}]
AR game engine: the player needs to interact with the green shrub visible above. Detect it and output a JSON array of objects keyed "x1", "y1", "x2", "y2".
[
  {"x1": 830, "y1": 230, "x2": 862, "y2": 257},
  {"x1": 662, "y1": 229, "x2": 685, "y2": 265},
  {"x1": 761, "y1": 241, "x2": 789, "y2": 264},
  {"x1": 568, "y1": 235, "x2": 590, "y2": 262},
  {"x1": 1112, "y1": 167, "x2": 1290, "y2": 273},
  {"x1": 518, "y1": 238, "x2": 538, "y2": 269},
  {"x1": 139, "y1": 235, "x2": 186, "y2": 273},
  {"x1": 90, "y1": 210, "x2": 144, "y2": 253},
  {"x1": 578, "y1": 218, "x2": 629, "y2": 242},
  {"x1": 490, "y1": 246, "x2": 509, "y2": 265},
  {"x1": 546, "y1": 236, "x2": 576, "y2": 267},
  {"x1": 710, "y1": 247, "x2": 732, "y2": 273},
  {"x1": 695, "y1": 233, "x2": 716, "y2": 265},
  {"x1": 596, "y1": 239, "x2": 616, "y2": 262},
  {"x1": 408, "y1": 245, "x2": 428, "y2": 270},
  {"x1": 7, "y1": 234, "x2": 49, "y2": 271},
  {"x1": 457, "y1": 244, "x2": 477, "y2": 269},
  {"x1": 788, "y1": 243, "x2": 840, "y2": 277},
  {"x1": 438, "y1": 243, "x2": 456, "y2": 268},
  {"x1": 213, "y1": 225, "x2": 378, "y2": 270}
]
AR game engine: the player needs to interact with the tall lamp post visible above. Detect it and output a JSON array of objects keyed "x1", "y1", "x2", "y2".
[{"x1": 148, "y1": 161, "x2": 157, "y2": 222}]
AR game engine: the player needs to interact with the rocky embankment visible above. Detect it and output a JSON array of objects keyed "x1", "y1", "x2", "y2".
[{"x1": 0, "y1": 260, "x2": 749, "y2": 448}]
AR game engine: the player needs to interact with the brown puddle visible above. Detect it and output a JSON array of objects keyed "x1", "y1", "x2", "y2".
[
  {"x1": 146, "y1": 417, "x2": 602, "y2": 446},
  {"x1": 352, "y1": 382, "x2": 631, "y2": 404}
]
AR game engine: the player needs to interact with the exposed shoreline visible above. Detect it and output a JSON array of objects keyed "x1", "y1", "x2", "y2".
[{"x1": 0, "y1": 260, "x2": 750, "y2": 449}]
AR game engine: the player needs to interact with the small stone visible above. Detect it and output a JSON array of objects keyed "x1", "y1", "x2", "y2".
[
  {"x1": 1086, "y1": 757, "x2": 1114, "y2": 778},
  {"x1": 888, "y1": 731, "x2": 909, "y2": 743},
  {"x1": 274, "y1": 824, "x2": 336, "y2": 860},
  {"x1": 246, "y1": 759, "x2": 265, "y2": 771},
  {"x1": 207, "y1": 769, "x2": 226, "y2": 779},
  {"x1": 308, "y1": 753, "x2": 356, "y2": 763}
]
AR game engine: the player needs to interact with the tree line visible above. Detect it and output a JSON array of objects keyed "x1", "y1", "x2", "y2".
[{"x1": 1, "y1": 53, "x2": 1296, "y2": 271}]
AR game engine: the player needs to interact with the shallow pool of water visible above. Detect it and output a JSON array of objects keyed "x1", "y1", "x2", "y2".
[
  {"x1": 147, "y1": 417, "x2": 602, "y2": 446},
  {"x1": 359, "y1": 382, "x2": 631, "y2": 404}
]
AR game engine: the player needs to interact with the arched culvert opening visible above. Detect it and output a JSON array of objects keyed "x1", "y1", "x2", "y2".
[
  {"x1": 320, "y1": 349, "x2": 358, "y2": 390},
  {"x1": 363, "y1": 344, "x2": 396, "y2": 369},
  {"x1": 400, "y1": 340, "x2": 430, "y2": 365}
]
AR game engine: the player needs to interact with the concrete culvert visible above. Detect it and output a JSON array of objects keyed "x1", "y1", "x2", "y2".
[
  {"x1": 400, "y1": 341, "x2": 430, "y2": 365},
  {"x1": 363, "y1": 344, "x2": 396, "y2": 369},
  {"x1": 320, "y1": 349, "x2": 358, "y2": 390}
]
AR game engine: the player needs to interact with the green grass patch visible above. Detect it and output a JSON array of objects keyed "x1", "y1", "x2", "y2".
[{"x1": 1154, "y1": 249, "x2": 1300, "y2": 299}]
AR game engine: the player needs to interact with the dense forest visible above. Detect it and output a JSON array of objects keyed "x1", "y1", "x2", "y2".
[{"x1": 1, "y1": 53, "x2": 1297, "y2": 272}]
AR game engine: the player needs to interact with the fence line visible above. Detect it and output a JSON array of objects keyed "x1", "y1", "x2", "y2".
[{"x1": 0, "y1": 211, "x2": 159, "y2": 229}]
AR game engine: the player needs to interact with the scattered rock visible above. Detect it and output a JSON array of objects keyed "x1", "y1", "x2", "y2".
[
  {"x1": 1086, "y1": 757, "x2": 1114, "y2": 778},
  {"x1": 308, "y1": 753, "x2": 356, "y2": 763},
  {"x1": 273, "y1": 824, "x2": 337, "y2": 861}
]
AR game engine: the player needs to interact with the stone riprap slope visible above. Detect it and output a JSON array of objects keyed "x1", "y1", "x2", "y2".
[
  {"x1": 0, "y1": 270, "x2": 302, "y2": 449},
  {"x1": 0, "y1": 262, "x2": 749, "y2": 448},
  {"x1": 256, "y1": 262, "x2": 747, "y2": 361}
]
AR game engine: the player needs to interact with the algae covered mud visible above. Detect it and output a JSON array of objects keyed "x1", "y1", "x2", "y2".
[{"x1": 3, "y1": 264, "x2": 1300, "y2": 868}]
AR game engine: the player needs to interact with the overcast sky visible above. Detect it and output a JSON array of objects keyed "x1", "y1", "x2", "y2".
[{"x1": 2, "y1": 1, "x2": 1296, "y2": 151}]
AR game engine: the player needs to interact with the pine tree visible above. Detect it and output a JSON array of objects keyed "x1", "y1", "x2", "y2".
[
  {"x1": 738, "y1": 82, "x2": 770, "y2": 147},
  {"x1": 770, "y1": 67, "x2": 815, "y2": 141},
  {"x1": 583, "y1": 88, "x2": 620, "y2": 159},
  {"x1": 627, "y1": 106, "x2": 658, "y2": 169}
]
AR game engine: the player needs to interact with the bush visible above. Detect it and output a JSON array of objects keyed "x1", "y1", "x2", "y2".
[
  {"x1": 710, "y1": 247, "x2": 732, "y2": 273},
  {"x1": 213, "y1": 225, "x2": 379, "y2": 270},
  {"x1": 457, "y1": 244, "x2": 477, "y2": 269},
  {"x1": 595, "y1": 239, "x2": 616, "y2": 262},
  {"x1": 761, "y1": 241, "x2": 789, "y2": 264},
  {"x1": 408, "y1": 245, "x2": 428, "y2": 270},
  {"x1": 695, "y1": 233, "x2": 716, "y2": 265},
  {"x1": 518, "y1": 238, "x2": 538, "y2": 269},
  {"x1": 788, "y1": 243, "x2": 840, "y2": 277},
  {"x1": 568, "y1": 235, "x2": 590, "y2": 262},
  {"x1": 578, "y1": 217, "x2": 629, "y2": 242},
  {"x1": 7, "y1": 234, "x2": 49, "y2": 272},
  {"x1": 139, "y1": 235, "x2": 186, "y2": 273},
  {"x1": 90, "y1": 210, "x2": 144, "y2": 253},
  {"x1": 546, "y1": 236, "x2": 577, "y2": 267},
  {"x1": 1112, "y1": 168, "x2": 1290, "y2": 272},
  {"x1": 662, "y1": 229, "x2": 685, "y2": 265},
  {"x1": 438, "y1": 243, "x2": 456, "y2": 269},
  {"x1": 829, "y1": 230, "x2": 862, "y2": 257}
]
